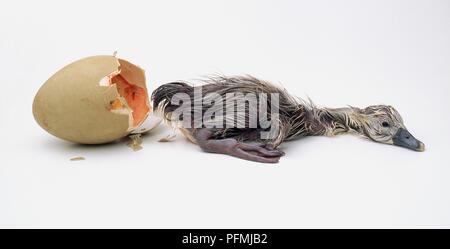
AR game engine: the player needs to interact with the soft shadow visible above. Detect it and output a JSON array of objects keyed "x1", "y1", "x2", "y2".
[
  {"x1": 41, "y1": 136, "x2": 126, "y2": 152},
  {"x1": 39, "y1": 123, "x2": 174, "y2": 153},
  {"x1": 277, "y1": 136, "x2": 315, "y2": 154}
]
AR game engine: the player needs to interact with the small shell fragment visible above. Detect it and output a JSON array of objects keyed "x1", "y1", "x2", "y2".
[
  {"x1": 70, "y1": 156, "x2": 85, "y2": 161},
  {"x1": 127, "y1": 134, "x2": 143, "y2": 151},
  {"x1": 158, "y1": 134, "x2": 177, "y2": 142},
  {"x1": 131, "y1": 114, "x2": 162, "y2": 135}
]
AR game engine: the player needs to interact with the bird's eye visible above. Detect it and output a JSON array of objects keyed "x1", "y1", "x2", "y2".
[{"x1": 382, "y1": 121, "x2": 390, "y2": 127}]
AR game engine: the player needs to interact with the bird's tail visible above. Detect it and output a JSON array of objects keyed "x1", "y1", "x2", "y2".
[{"x1": 151, "y1": 82, "x2": 193, "y2": 122}]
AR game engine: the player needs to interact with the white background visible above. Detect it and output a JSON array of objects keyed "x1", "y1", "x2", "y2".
[{"x1": 1, "y1": 0, "x2": 449, "y2": 228}]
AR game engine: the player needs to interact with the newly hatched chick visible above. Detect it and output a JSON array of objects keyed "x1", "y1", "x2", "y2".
[{"x1": 152, "y1": 75, "x2": 424, "y2": 163}]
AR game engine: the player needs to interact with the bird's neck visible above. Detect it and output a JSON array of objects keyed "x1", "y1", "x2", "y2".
[{"x1": 307, "y1": 106, "x2": 365, "y2": 136}]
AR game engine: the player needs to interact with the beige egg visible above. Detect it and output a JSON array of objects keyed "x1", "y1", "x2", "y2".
[{"x1": 33, "y1": 55, "x2": 151, "y2": 144}]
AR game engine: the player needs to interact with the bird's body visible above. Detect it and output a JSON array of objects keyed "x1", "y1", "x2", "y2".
[
  {"x1": 153, "y1": 76, "x2": 325, "y2": 144},
  {"x1": 152, "y1": 75, "x2": 424, "y2": 163}
]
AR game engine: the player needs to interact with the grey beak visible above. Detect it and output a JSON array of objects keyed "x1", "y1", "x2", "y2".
[{"x1": 392, "y1": 128, "x2": 425, "y2": 152}]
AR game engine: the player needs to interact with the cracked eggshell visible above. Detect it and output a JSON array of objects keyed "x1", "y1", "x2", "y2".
[{"x1": 33, "y1": 55, "x2": 151, "y2": 144}]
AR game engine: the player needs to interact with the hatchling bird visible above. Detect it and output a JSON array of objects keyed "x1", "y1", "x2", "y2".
[{"x1": 152, "y1": 75, "x2": 424, "y2": 163}]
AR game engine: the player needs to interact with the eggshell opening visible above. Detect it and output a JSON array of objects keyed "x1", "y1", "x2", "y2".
[{"x1": 100, "y1": 58, "x2": 151, "y2": 130}]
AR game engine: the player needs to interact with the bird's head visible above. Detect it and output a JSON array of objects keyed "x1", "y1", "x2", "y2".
[{"x1": 352, "y1": 105, "x2": 425, "y2": 151}]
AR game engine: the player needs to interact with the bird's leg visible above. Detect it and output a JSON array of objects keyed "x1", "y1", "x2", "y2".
[{"x1": 193, "y1": 129, "x2": 285, "y2": 163}]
